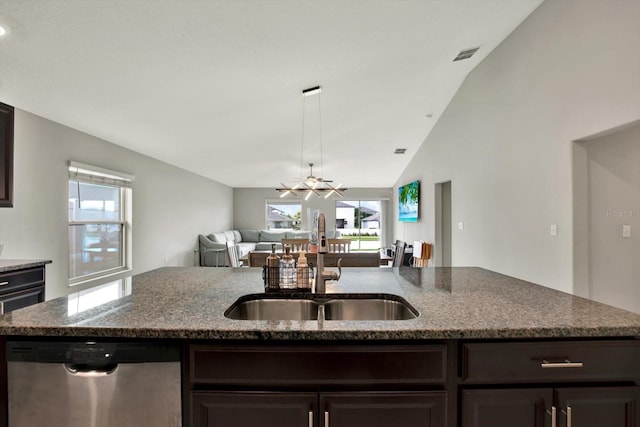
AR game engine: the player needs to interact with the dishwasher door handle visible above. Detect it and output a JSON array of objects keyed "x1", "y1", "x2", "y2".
[{"x1": 64, "y1": 363, "x2": 119, "y2": 377}]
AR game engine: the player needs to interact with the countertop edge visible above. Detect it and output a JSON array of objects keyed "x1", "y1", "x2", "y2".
[
  {"x1": 1, "y1": 325, "x2": 639, "y2": 341},
  {"x1": 0, "y1": 259, "x2": 52, "y2": 273}
]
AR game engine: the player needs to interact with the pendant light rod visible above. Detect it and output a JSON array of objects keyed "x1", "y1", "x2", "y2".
[{"x1": 277, "y1": 85, "x2": 346, "y2": 198}]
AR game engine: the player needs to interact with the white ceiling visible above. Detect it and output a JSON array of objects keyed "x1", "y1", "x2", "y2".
[{"x1": 0, "y1": 0, "x2": 542, "y2": 189}]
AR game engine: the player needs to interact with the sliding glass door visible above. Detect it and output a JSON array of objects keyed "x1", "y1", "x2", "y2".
[{"x1": 335, "y1": 200, "x2": 382, "y2": 251}]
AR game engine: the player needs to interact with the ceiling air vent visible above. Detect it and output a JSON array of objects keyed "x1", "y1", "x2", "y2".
[
  {"x1": 394, "y1": 148, "x2": 407, "y2": 154},
  {"x1": 453, "y1": 47, "x2": 480, "y2": 62}
]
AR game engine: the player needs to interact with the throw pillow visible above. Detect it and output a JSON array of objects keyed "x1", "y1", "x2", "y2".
[
  {"x1": 211, "y1": 232, "x2": 227, "y2": 243},
  {"x1": 239, "y1": 229, "x2": 260, "y2": 242}
]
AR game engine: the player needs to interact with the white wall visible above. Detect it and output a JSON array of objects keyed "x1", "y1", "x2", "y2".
[
  {"x1": 394, "y1": 0, "x2": 640, "y2": 292},
  {"x1": 0, "y1": 109, "x2": 233, "y2": 299},
  {"x1": 233, "y1": 188, "x2": 393, "y2": 246}
]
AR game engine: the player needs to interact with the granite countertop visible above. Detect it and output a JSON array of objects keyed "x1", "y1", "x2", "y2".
[
  {"x1": 0, "y1": 266, "x2": 639, "y2": 340},
  {"x1": 0, "y1": 259, "x2": 52, "y2": 273}
]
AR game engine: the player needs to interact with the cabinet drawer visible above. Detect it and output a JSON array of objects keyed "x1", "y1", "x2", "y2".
[
  {"x1": 462, "y1": 340, "x2": 640, "y2": 384},
  {"x1": 0, "y1": 268, "x2": 45, "y2": 294},
  {"x1": 0, "y1": 286, "x2": 45, "y2": 314},
  {"x1": 190, "y1": 344, "x2": 447, "y2": 386}
]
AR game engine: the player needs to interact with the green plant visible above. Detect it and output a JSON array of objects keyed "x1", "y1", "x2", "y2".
[{"x1": 399, "y1": 181, "x2": 419, "y2": 206}]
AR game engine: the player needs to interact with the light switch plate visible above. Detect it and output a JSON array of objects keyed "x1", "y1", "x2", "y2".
[
  {"x1": 550, "y1": 224, "x2": 557, "y2": 237},
  {"x1": 458, "y1": 221, "x2": 464, "y2": 230},
  {"x1": 623, "y1": 225, "x2": 631, "y2": 238}
]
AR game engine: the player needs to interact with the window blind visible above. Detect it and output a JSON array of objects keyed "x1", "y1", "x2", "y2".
[{"x1": 68, "y1": 161, "x2": 134, "y2": 188}]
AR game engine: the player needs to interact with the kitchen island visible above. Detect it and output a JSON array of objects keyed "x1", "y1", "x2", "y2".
[
  {"x1": 1, "y1": 267, "x2": 639, "y2": 427},
  {"x1": 1, "y1": 266, "x2": 639, "y2": 340}
]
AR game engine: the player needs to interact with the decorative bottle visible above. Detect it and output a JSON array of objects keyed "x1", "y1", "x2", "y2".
[
  {"x1": 296, "y1": 251, "x2": 310, "y2": 289},
  {"x1": 279, "y1": 245, "x2": 296, "y2": 289},
  {"x1": 266, "y1": 244, "x2": 280, "y2": 290}
]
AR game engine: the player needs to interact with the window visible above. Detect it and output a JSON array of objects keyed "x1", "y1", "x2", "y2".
[
  {"x1": 266, "y1": 202, "x2": 302, "y2": 230},
  {"x1": 68, "y1": 162, "x2": 133, "y2": 284},
  {"x1": 335, "y1": 200, "x2": 382, "y2": 251}
]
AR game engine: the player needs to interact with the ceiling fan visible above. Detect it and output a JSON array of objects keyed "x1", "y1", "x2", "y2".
[{"x1": 278, "y1": 163, "x2": 346, "y2": 199}]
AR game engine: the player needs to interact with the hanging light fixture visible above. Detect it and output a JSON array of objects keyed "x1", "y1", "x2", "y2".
[{"x1": 277, "y1": 86, "x2": 347, "y2": 199}]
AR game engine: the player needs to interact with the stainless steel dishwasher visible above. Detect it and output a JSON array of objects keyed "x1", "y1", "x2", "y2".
[{"x1": 6, "y1": 340, "x2": 181, "y2": 427}]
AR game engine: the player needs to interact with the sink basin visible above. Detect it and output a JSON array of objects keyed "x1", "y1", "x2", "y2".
[
  {"x1": 225, "y1": 293, "x2": 418, "y2": 321},
  {"x1": 323, "y1": 297, "x2": 418, "y2": 321},
  {"x1": 224, "y1": 297, "x2": 319, "y2": 321}
]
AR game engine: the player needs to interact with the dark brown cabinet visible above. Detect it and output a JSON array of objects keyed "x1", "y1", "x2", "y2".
[
  {"x1": 556, "y1": 387, "x2": 640, "y2": 427},
  {"x1": 321, "y1": 392, "x2": 446, "y2": 427},
  {"x1": 462, "y1": 389, "x2": 551, "y2": 427},
  {"x1": 188, "y1": 344, "x2": 448, "y2": 427},
  {"x1": 462, "y1": 387, "x2": 640, "y2": 427},
  {"x1": 190, "y1": 391, "x2": 446, "y2": 427},
  {"x1": 191, "y1": 392, "x2": 316, "y2": 427},
  {"x1": 0, "y1": 265, "x2": 46, "y2": 314},
  {"x1": 461, "y1": 341, "x2": 640, "y2": 427},
  {"x1": 0, "y1": 286, "x2": 45, "y2": 314}
]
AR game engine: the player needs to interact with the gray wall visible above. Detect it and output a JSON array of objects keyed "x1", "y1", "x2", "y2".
[
  {"x1": 233, "y1": 188, "x2": 393, "y2": 247},
  {"x1": 393, "y1": 0, "x2": 640, "y2": 293},
  {"x1": 0, "y1": 109, "x2": 233, "y2": 299}
]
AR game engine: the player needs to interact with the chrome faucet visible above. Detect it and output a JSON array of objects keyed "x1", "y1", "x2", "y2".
[{"x1": 315, "y1": 212, "x2": 341, "y2": 293}]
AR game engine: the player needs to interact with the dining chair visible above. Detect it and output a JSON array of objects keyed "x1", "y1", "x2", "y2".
[
  {"x1": 392, "y1": 240, "x2": 406, "y2": 267},
  {"x1": 226, "y1": 241, "x2": 244, "y2": 267},
  {"x1": 248, "y1": 251, "x2": 268, "y2": 267},
  {"x1": 327, "y1": 238, "x2": 351, "y2": 253},
  {"x1": 281, "y1": 239, "x2": 310, "y2": 253}
]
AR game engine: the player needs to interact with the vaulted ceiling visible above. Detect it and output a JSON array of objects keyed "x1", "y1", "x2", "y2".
[{"x1": 0, "y1": 0, "x2": 543, "y2": 188}]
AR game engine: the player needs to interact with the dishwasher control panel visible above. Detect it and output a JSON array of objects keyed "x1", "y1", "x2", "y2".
[{"x1": 6, "y1": 340, "x2": 180, "y2": 363}]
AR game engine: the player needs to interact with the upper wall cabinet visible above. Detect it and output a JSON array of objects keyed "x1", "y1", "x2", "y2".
[{"x1": 0, "y1": 102, "x2": 14, "y2": 208}]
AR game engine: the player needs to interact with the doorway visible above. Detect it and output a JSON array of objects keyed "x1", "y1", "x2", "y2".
[
  {"x1": 573, "y1": 120, "x2": 640, "y2": 313},
  {"x1": 435, "y1": 181, "x2": 452, "y2": 267}
]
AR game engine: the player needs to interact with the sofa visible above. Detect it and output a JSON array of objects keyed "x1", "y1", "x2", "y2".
[{"x1": 198, "y1": 229, "x2": 341, "y2": 267}]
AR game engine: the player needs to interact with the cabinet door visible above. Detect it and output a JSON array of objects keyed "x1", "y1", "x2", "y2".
[
  {"x1": 320, "y1": 391, "x2": 446, "y2": 427},
  {"x1": 556, "y1": 387, "x2": 640, "y2": 427},
  {"x1": 191, "y1": 391, "x2": 317, "y2": 427},
  {"x1": 461, "y1": 389, "x2": 553, "y2": 427}
]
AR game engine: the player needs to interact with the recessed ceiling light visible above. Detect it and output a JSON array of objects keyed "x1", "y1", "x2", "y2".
[
  {"x1": 453, "y1": 47, "x2": 480, "y2": 62},
  {"x1": 394, "y1": 148, "x2": 407, "y2": 154}
]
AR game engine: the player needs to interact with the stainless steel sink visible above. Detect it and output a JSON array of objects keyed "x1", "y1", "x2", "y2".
[
  {"x1": 323, "y1": 297, "x2": 418, "y2": 320},
  {"x1": 224, "y1": 297, "x2": 319, "y2": 321},
  {"x1": 225, "y1": 294, "x2": 418, "y2": 321}
]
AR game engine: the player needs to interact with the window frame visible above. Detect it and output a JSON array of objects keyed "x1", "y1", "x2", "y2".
[{"x1": 68, "y1": 161, "x2": 133, "y2": 287}]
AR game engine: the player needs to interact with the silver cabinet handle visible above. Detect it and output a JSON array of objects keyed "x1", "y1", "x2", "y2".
[
  {"x1": 324, "y1": 411, "x2": 329, "y2": 427},
  {"x1": 562, "y1": 407, "x2": 572, "y2": 427},
  {"x1": 308, "y1": 411, "x2": 313, "y2": 427},
  {"x1": 0, "y1": 281, "x2": 9, "y2": 286},
  {"x1": 541, "y1": 359, "x2": 584, "y2": 368},
  {"x1": 546, "y1": 406, "x2": 557, "y2": 427}
]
